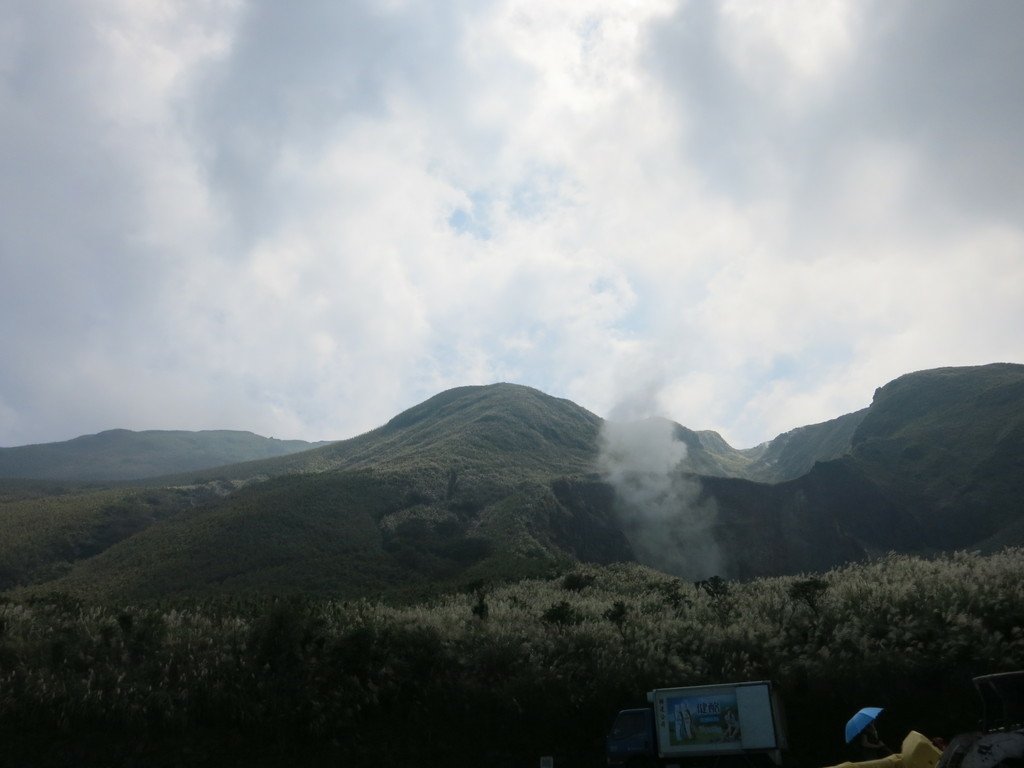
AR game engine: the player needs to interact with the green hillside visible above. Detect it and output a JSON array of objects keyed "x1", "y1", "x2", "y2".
[
  {"x1": 699, "y1": 363, "x2": 1024, "y2": 564},
  {"x1": 571, "y1": 364, "x2": 1024, "y2": 580},
  {"x1": 0, "y1": 479, "x2": 244, "y2": 591},
  {"x1": 669, "y1": 410, "x2": 866, "y2": 483},
  {"x1": 741, "y1": 408, "x2": 868, "y2": 482},
  {"x1": 2, "y1": 371, "x2": 1022, "y2": 768},
  {"x1": 3, "y1": 366, "x2": 1023, "y2": 600},
  {"x1": 669, "y1": 425, "x2": 755, "y2": 477},
  {"x1": 849, "y1": 363, "x2": 1024, "y2": 548},
  {"x1": 0, "y1": 430, "x2": 325, "y2": 482},
  {"x1": 167, "y1": 383, "x2": 602, "y2": 483},
  {"x1": 12, "y1": 385, "x2": 628, "y2": 600}
]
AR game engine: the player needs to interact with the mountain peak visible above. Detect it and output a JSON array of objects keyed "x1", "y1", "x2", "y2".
[
  {"x1": 384, "y1": 383, "x2": 569, "y2": 430},
  {"x1": 348, "y1": 382, "x2": 603, "y2": 475}
]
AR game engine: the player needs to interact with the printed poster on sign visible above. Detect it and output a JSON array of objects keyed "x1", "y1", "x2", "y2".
[{"x1": 665, "y1": 692, "x2": 742, "y2": 747}]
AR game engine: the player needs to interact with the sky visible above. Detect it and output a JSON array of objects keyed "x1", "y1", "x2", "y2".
[{"x1": 2, "y1": 0, "x2": 1023, "y2": 449}]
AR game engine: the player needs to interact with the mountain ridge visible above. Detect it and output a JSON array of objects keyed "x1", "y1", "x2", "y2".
[
  {"x1": 0, "y1": 382, "x2": 864, "y2": 486},
  {"x1": 0, "y1": 429, "x2": 328, "y2": 482},
  {"x1": 2, "y1": 363, "x2": 1022, "y2": 600}
]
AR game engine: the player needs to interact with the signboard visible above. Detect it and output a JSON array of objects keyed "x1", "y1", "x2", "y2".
[{"x1": 651, "y1": 681, "x2": 783, "y2": 758}]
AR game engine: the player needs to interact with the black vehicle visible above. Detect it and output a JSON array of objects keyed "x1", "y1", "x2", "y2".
[{"x1": 939, "y1": 672, "x2": 1024, "y2": 768}]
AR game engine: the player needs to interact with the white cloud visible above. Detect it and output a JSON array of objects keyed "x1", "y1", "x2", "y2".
[
  {"x1": 1, "y1": 0, "x2": 1022, "y2": 449},
  {"x1": 719, "y1": 0, "x2": 858, "y2": 97}
]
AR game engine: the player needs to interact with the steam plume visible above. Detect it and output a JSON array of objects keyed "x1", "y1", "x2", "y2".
[{"x1": 598, "y1": 415, "x2": 722, "y2": 580}]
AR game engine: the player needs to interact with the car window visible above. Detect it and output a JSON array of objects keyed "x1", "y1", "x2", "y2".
[{"x1": 612, "y1": 711, "x2": 647, "y2": 739}]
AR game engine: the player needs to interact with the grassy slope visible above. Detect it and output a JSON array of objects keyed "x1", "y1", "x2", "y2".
[
  {"x1": 741, "y1": 408, "x2": 868, "y2": 482},
  {"x1": 0, "y1": 430, "x2": 325, "y2": 482},
  {"x1": 670, "y1": 410, "x2": 867, "y2": 483},
  {"x1": 167, "y1": 383, "x2": 603, "y2": 484},
  {"x1": 6, "y1": 366, "x2": 1022, "y2": 599},
  {"x1": 17, "y1": 385, "x2": 629, "y2": 600},
  {"x1": 847, "y1": 363, "x2": 1024, "y2": 547},
  {"x1": 614, "y1": 364, "x2": 1024, "y2": 578},
  {"x1": 0, "y1": 480, "x2": 221, "y2": 590},
  {"x1": 708, "y1": 363, "x2": 1024, "y2": 560},
  {"x1": 40, "y1": 471, "x2": 410, "y2": 600}
]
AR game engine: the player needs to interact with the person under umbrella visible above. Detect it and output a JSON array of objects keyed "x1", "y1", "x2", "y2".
[
  {"x1": 859, "y1": 722, "x2": 892, "y2": 760},
  {"x1": 846, "y1": 707, "x2": 893, "y2": 760}
]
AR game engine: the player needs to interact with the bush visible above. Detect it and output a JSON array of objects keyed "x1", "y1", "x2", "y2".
[{"x1": 1, "y1": 550, "x2": 1022, "y2": 767}]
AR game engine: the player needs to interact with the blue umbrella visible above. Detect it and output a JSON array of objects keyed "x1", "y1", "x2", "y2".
[{"x1": 845, "y1": 707, "x2": 884, "y2": 743}]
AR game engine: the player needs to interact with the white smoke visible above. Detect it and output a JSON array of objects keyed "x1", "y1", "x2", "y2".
[{"x1": 598, "y1": 416, "x2": 723, "y2": 580}]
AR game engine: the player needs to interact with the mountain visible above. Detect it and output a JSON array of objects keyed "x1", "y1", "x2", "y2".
[
  {"x1": 847, "y1": 363, "x2": 1024, "y2": 549},
  {"x1": 669, "y1": 408, "x2": 868, "y2": 483},
  {"x1": 3, "y1": 364, "x2": 1023, "y2": 600},
  {"x1": 7, "y1": 385, "x2": 631, "y2": 599},
  {"x1": 0, "y1": 480, "x2": 230, "y2": 590},
  {"x1": 739, "y1": 408, "x2": 869, "y2": 482},
  {"x1": 0, "y1": 429, "x2": 327, "y2": 482},
  {"x1": 695, "y1": 363, "x2": 1024, "y2": 577},
  {"x1": 156, "y1": 383, "x2": 602, "y2": 483}
]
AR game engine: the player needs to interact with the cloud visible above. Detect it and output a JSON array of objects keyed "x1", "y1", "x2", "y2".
[
  {"x1": 0, "y1": 1, "x2": 233, "y2": 443},
  {"x1": 638, "y1": 0, "x2": 1024, "y2": 443},
  {"x1": 1, "y1": 0, "x2": 1022, "y2": 449}
]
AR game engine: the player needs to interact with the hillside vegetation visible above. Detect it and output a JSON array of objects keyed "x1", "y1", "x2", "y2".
[
  {"x1": 2, "y1": 366, "x2": 1023, "y2": 599},
  {"x1": 21, "y1": 468, "x2": 602, "y2": 602},
  {"x1": 3, "y1": 368, "x2": 1024, "y2": 767},
  {"x1": 2, "y1": 550, "x2": 1021, "y2": 767},
  {"x1": 671, "y1": 409, "x2": 867, "y2": 483},
  {"x1": 7, "y1": 386, "x2": 626, "y2": 601},
  {"x1": 849, "y1": 364, "x2": 1024, "y2": 548},
  {"x1": 169, "y1": 383, "x2": 603, "y2": 483},
  {"x1": 678, "y1": 364, "x2": 1024, "y2": 573},
  {"x1": 0, "y1": 481, "x2": 233, "y2": 591},
  {"x1": 0, "y1": 430, "x2": 325, "y2": 482}
]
